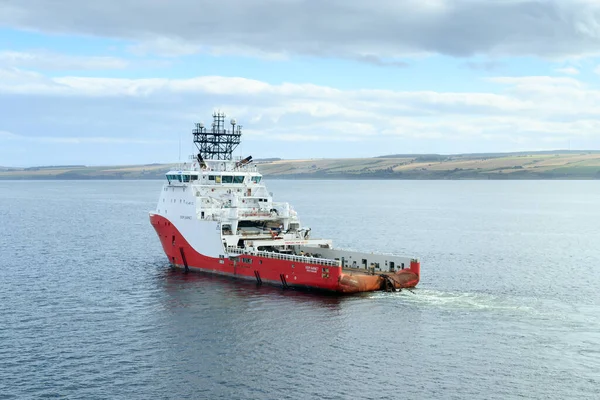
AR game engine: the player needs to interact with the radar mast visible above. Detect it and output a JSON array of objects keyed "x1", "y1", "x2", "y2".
[{"x1": 192, "y1": 111, "x2": 242, "y2": 161}]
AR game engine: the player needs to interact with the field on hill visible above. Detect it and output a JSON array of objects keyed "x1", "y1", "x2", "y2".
[
  {"x1": 256, "y1": 152, "x2": 600, "y2": 179},
  {"x1": 0, "y1": 164, "x2": 173, "y2": 180},
  {"x1": 2, "y1": 152, "x2": 600, "y2": 180}
]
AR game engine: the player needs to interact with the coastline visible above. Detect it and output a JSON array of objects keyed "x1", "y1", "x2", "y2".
[{"x1": 3, "y1": 151, "x2": 600, "y2": 180}]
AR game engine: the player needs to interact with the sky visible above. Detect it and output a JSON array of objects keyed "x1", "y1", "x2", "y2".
[{"x1": 2, "y1": 0, "x2": 600, "y2": 167}]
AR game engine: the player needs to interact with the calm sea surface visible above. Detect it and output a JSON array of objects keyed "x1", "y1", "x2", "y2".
[{"x1": 1, "y1": 180, "x2": 599, "y2": 399}]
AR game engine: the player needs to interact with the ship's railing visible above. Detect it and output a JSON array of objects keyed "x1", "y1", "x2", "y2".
[
  {"x1": 226, "y1": 246, "x2": 340, "y2": 267},
  {"x1": 238, "y1": 211, "x2": 272, "y2": 218}
]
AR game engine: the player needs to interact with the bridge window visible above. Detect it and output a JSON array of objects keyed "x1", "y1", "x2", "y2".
[
  {"x1": 191, "y1": 175, "x2": 198, "y2": 181},
  {"x1": 182, "y1": 175, "x2": 190, "y2": 183},
  {"x1": 209, "y1": 175, "x2": 215, "y2": 181},
  {"x1": 233, "y1": 176, "x2": 244, "y2": 184},
  {"x1": 251, "y1": 176, "x2": 261, "y2": 183},
  {"x1": 222, "y1": 175, "x2": 233, "y2": 183}
]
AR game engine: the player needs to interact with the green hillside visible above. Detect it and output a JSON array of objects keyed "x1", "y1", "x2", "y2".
[{"x1": 2, "y1": 151, "x2": 600, "y2": 180}]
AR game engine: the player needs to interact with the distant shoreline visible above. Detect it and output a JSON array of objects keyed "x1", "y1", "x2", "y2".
[
  {"x1": 2, "y1": 151, "x2": 600, "y2": 180},
  {"x1": 1, "y1": 175, "x2": 598, "y2": 181}
]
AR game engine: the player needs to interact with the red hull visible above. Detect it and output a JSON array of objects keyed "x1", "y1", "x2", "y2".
[{"x1": 150, "y1": 214, "x2": 419, "y2": 293}]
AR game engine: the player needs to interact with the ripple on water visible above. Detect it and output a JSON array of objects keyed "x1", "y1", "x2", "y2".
[{"x1": 1, "y1": 180, "x2": 600, "y2": 399}]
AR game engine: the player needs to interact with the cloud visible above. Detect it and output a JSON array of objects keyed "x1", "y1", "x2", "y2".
[
  {"x1": 127, "y1": 37, "x2": 201, "y2": 57},
  {"x1": 0, "y1": 67, "x2": 64, "y2": 95},
  {"x1": 462, "y1": 60, "x2": 503, "y2": 72},
  {"x1": 1, "y1": 131, "x2": 172, "y2": 144},
  {"x1": 2, "y1": 67, "x2": 599, "y2": 122},
  {"x1": 1, "y1": 0, "x2": 600, "y2": 62},
  {"x1": 2, "y1": 66, "x2": 600, "y2": 163},
  {"x1": 352, "y1": 55, "x2": 409, "y2": 68},
  {"x1": 555, "y1": 66, "x2": 580, "y2": 75},
  {"x1": 0, "y1": 51, "x2": 129, "y2": 70}
]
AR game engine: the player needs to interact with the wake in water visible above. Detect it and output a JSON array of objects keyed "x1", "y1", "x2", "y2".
[{"x1": 369, "y1": 287, "x2": 538, "y2": 314}]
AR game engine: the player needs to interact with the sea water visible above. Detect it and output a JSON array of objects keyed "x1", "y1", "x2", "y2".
[{"x1": 1, "y1": 180, "x2": 598, "y2": 399}]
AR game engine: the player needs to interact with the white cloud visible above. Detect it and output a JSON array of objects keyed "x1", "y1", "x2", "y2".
[
  {"x1": 0, "y1": 51, "x2": 129, "y2": 70},
  {"x1": 128, "y1": 37, "x2": 291, "y2": 60},
  {"x1": 127, "y1": 37, "x2": 201, "y2": 57},
  {"x1": 556, "y1": 67, "x2": 580, "y2": 75},
  {"x1": 488, "y1": 76, "x2": 583, "y2": 87},
  {"x1": 0, "y1": 67, "x2": 63, "y2": 94},
  {"x1": 46, "y1": 136, "x2": 173, "y2": 145},
  {"x1": 1, "y1": 131, "x2": 172, "y2": 145},
  {"x1": 2, "y1": 67, "x2": 600, "y2": 166},
  {"x1": 1, "y1": 0, "x2": 600, "y2": 61}
]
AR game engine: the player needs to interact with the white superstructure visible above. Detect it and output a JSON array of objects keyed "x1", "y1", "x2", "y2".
[{"x1": 156, "y1": 158, "x2": 332, "y2": 256}]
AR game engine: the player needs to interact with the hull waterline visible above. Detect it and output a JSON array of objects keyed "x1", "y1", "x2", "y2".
[{"x1": 151, "y1": 214, "x2": 419, "y2": 294}]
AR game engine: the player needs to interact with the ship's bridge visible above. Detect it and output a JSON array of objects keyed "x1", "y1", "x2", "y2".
[
  {"x1": 165, "y1": 171, "x2": 198, "y2": 183},
  {"x1": 165, "y1": 168, "x2": 262, "y2": 186}
]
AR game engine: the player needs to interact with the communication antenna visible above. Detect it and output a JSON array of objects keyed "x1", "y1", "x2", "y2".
[{"x1": 192, "y1": 111, "x2": 242, "y2": 160}]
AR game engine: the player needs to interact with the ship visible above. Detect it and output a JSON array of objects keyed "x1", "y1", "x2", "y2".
[{"x1": 149, "y1": 111, "x2": 420, "y2": 293}]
